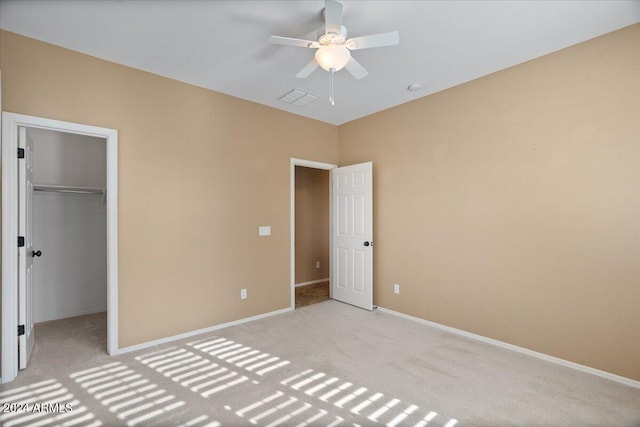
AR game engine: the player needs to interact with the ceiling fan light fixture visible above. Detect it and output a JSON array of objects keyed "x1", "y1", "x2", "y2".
[{"x1": 315, "y1": 44, "x2": 351, "y2": 72}]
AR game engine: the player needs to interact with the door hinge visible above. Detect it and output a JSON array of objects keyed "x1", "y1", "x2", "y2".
[
  {"x1": 17, "y1": 148, "x2": 25, "y2": 159},
  {"x1": 18, "y1": 325, "x2": 25, "y2": 336},
  {"x1": 18, "y1": 236, "x2": 25, "y2": 247}
]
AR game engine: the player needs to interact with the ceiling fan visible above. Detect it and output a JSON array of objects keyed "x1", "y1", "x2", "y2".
[{"x1": 269, "y1": 0, "x2": 399, "y2": 105}]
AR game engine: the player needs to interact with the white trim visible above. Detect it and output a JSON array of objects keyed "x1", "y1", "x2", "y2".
[
  {"x1": 35, "y1": 308, "x2": 107, "y2": 324},
  {"x1": 1, "y1": 115, "x2": 19, "y2": 384},
  {"x1": 290, "y1": 158, "x2": 336, "y2": 310},
  {"x1": 295, "y1": 278, "x2": 330, "y2": 288},
  {"x1": 116, "y1": 307, "x2": 293, "y2": 355},
  {"x1": 377, "y1": 307, "x2": 640, "y2": 390},
  {"x1": 2, "y1": 112, "x2": 119, "y2": 384}
]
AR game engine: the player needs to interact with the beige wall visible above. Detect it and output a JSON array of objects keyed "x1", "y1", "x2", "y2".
[
  {"x1": 0, "y1": 30, "x2": 338, "y2": 347},
  {"x1": 295, "y1": 166, "x2": 330, "y2": 283},
  {"x1": 339, "y1": 24, "x2": 640, "y2": 381}
]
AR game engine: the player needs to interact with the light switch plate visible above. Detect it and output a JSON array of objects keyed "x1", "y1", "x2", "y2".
[{"x1": 259, "y1": 226, "x2": 271, "y2": 236}]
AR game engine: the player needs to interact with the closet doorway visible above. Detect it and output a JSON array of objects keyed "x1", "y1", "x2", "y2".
[
  {"x1": 2, "y1": 113, "x2": 119, "y2": 384},
  {"x1": 290, "y1": 159, "x2": 336, "y2": 309}
]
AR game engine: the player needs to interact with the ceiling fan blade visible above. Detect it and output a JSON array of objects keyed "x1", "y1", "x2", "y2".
[
  {"x1": 324, "y1": 0, "x2": 343, "y2": 35},
  {"x1": 346, "y1": 31, "x2": 399, "y2": 50},
  {"x1": 269, "y1": 35, "x2": 319, "y2": 49},
  {"x1": 296, "y1": 58, "x2": 320, "y2": 78},
  {"x1": 345, "y1": 56, "x2": 368, "y2": 80}
]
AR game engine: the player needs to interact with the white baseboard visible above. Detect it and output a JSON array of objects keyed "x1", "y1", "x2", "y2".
[
  {"x1": 36, "y1": 308, "x2": 107, "y2": 324},
  {"x1": 295, "y1": 278, "x2": 329, "y2": 287},
  {"x1": 116, "y1": 307, "x2": 293, "y2": 355},
  {"x1": 376, "y1": 306, "x2": 640, "y2": 390}
]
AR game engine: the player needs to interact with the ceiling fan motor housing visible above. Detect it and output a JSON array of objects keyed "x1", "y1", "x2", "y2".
[{"x1": 317, "y1": 25, "x2": 348, "y2": 46}]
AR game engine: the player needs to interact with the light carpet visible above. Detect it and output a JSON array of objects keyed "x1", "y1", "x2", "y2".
[{"x1": 1, "y1": 301, "x2": 638, "y2": 426}]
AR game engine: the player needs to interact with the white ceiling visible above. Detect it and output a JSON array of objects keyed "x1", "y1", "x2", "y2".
[{"x1": 1, "y1": 0, "x2": 639, "y2": 125}]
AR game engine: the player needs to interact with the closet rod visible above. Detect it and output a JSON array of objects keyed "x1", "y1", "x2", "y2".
[{"x1": 33, "y1": 184, "x2": 105, "y2": 195}]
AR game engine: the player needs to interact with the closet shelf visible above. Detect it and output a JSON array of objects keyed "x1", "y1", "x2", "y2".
[{"x1": 33, "y1": 184, "x2": 106, "y2": 195}]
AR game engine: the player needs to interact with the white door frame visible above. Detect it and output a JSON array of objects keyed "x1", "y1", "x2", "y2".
[
  {"x1": 2, "y1": 112, "x2": 119, "y2": 383},
  {"x1": 290, "y1": 158, "x2": 337, "y2": 309}
]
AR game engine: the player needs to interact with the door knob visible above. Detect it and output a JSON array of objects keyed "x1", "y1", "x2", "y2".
[
  {"x1": 364, "y1": 241, "x2": 370, "y2": 247},
  {"x1": 32, "y1": 250, "x2": 42, "y2": 257}
]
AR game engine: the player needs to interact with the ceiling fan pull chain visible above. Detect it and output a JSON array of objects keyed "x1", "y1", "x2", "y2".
[{"x1": 329, "y1": 68, "x2": 336, "y2": 106}]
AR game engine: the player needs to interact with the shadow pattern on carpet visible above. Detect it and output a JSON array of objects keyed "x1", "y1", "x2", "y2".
[{"x1": 1, "y1": 333, "x2": 458, "y2": 427}]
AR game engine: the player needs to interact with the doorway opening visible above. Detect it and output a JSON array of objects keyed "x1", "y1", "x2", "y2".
[
  {"x1": 31, "y1": 127, "x2": 108, "y2": 360},
  {"x1": 294, "y1": 166, "x2": 330, "y2": 308},
  {"x1": 2, "y1": 113, "x2": 119, "y2": 384},
  {"x1": 290, "y1": 159, "x2": 336, "y2": 309}
]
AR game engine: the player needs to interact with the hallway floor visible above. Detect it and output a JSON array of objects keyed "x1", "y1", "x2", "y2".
[{"x1": 295, "y1": 281, "x2": 329, "y2": 308}]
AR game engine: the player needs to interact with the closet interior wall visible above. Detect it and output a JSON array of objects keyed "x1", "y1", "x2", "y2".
[{"x1": 29, "y1": 127, "x2": 107, "y2": 323}]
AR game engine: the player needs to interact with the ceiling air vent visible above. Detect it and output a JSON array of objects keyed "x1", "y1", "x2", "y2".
[{"x1": 278, "y1": 89, "x2": 318, "y2": 107}]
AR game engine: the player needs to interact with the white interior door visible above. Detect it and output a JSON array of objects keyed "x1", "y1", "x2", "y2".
[
  {"x1": 18, "y1": 127, "x2": 35, "y2": 369},
  {"x1": 332, "y1": 162, "x2": 373, "y2": 310}
]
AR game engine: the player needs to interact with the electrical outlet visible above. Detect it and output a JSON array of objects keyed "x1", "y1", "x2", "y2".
[
  {"x1": 393, "y1": 284, "x2": 400, "y2": 294},
  {"x1": 241, "y1": 289, "x2": 247, "y2": 299},
  {"x1": 316, "y1": 261, "x2": 320, "y2": 269}
]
